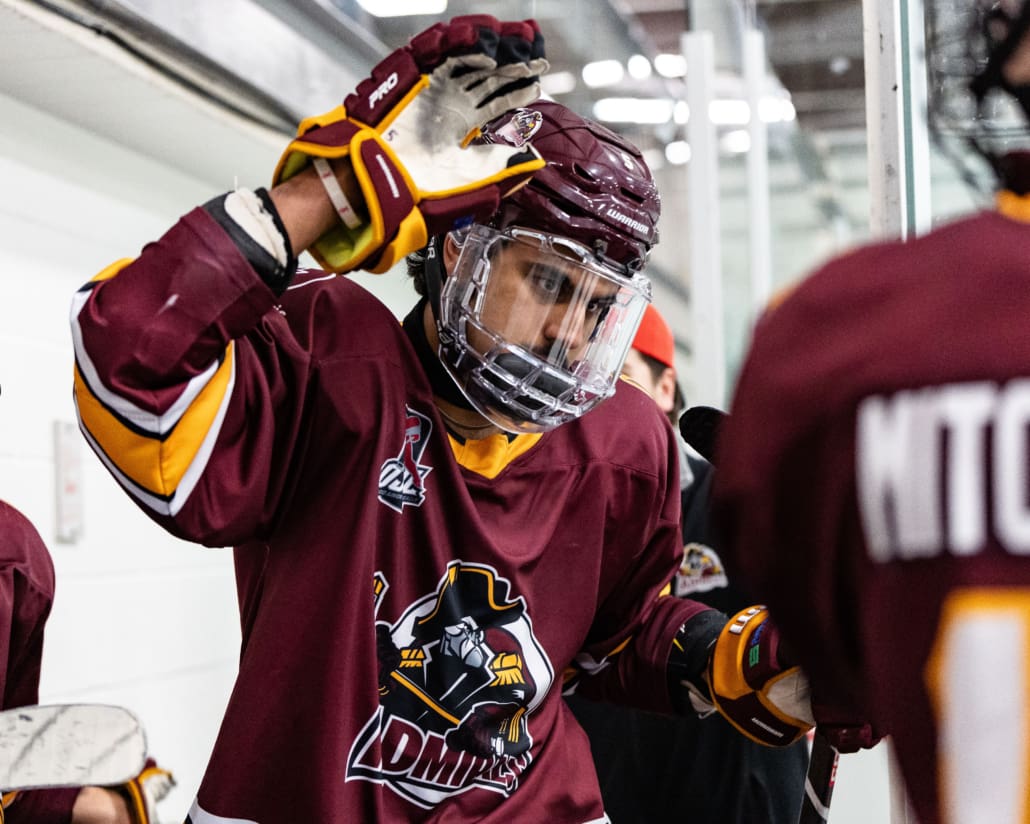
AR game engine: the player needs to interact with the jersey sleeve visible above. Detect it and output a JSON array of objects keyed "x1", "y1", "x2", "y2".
[
  {"x1": 564, "y1": 412, "x2": 724, "y2": 714},
  {"x1": 0, "y1": 504, "x2": 81, "y2": 823},
  {"x1": 70, "y1": 207, "x2": 311, "y2": 547},
  {"x1": 0, "y1": 503, "x2": 54, "y2": 711}
]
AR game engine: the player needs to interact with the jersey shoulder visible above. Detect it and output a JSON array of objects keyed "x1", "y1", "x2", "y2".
[
  {"x1": 747, "y1": 210, "x2": 1030, "y2": 405},
  {"x1": 0, "y1": 501, "x2": 55, "y2": 587},
  {"x1": 564, "y1": 379, "x2": 676, "y2": 475},
  {"x1": 276, "y1": 269, "x2": 409, "y2": 360}
]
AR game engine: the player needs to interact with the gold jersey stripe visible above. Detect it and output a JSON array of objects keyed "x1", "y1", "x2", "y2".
[
  {"x1": 73, "y1": 344, "x2": 235, "y2": 498},
  {"x1": 447, "y1": 431, "x2": 542, "y2": 479},
  {"x1": 91, "y1": 258, "x2": 135, "y2": 283},
  {"x1": 925, "y1": 587, "x2": 1030, "y2": 822}
]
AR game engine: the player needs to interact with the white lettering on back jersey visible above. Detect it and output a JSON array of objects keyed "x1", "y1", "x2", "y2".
[{"x1": 857, "y1": 378, "x2": 1030, "y2": 562}]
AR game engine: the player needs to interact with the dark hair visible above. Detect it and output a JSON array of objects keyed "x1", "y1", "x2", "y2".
[{"x1": 406, "y1": 246, "x2": 429, "y2": 296}]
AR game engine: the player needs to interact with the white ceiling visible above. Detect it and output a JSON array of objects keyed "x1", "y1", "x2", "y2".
[{"x1": 0, "y1": 0, "x2": 296, "y2": 188}]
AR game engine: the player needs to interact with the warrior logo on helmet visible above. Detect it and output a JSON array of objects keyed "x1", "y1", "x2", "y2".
[{"x1": 348, "y1": 562, "x2": 554, "y2": 809}]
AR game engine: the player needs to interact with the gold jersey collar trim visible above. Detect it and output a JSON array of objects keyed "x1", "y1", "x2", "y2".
[{"x1": 448, "y1": 431, "x2": 543, "y2": 479}]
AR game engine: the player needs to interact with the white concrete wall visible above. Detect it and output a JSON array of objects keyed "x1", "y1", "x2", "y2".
[{"x1": 0, "y1": 90, "x2": 244, "y2": 821}]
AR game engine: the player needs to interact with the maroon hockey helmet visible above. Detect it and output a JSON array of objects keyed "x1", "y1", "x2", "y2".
[
  {"x1": 481, "y1": 100, "x2": 660, "y2": 273},
  {"x1": 431, "y1": 101, "x2": 656, "y2": 433}
]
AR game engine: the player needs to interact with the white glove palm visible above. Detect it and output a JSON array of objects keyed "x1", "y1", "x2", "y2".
[{"x1": 273, "y1": 16, "x2": 549, "y2": 274}]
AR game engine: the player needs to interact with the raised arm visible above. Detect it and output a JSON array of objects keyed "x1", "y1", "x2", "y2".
[{"x1": 70, "y1": 16, "x2": 548, "y2": 546}]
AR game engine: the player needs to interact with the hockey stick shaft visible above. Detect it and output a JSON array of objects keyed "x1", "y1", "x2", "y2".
[{"x1": 798, "y1": 733, "x2": 839, "y2": 824}]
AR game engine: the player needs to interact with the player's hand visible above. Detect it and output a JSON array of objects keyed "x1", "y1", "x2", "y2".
[
  {"x1": 707, "y1": 605, "x2": 815, "y2": 747},
  {"x1": 273, "y1": 15, "x2": 548, "y2": 274}
]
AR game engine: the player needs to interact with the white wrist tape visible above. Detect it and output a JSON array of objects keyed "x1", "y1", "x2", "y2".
[
  {"x1": 223, "y1": 188, "x2": 289, "y2": 266},
  {"x1": 312, "y1": 157, "x2": 362, "y2": 230}
]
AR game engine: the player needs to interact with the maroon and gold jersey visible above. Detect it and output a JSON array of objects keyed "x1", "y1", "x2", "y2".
[
  {"x1": 713, "y1": 195, "x2": 1030, "y2": 824},
  {"x1": 70, "y1": 207, "x2": 710, "y2": 823},
  {"x1": 0, "y1": 502, "x2": 80, "y2": 822}
]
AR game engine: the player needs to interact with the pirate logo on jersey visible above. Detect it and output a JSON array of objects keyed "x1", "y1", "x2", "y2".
[
  {"x1": 348, "y1": 561, "x2": 554, "y2": 809},
  {"x1": 378, "y1": 407, "x2": 433, "y2": 513},
  {"x1": 673, "y1": 542, "x2": 729, "y2": 597}
]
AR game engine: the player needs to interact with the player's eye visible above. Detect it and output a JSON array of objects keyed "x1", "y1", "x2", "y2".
[
  {"x1": 586, "y1": 295, "x2": 616, "y2": 317},
  {"x1": 528, "y1": 268, "x2": 568, "y2": 300}
]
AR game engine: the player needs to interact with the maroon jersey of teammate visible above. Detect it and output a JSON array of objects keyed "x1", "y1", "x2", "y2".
[
  {"x1": 0, "y1": 501, "x2": 81, "y2": 821},
  {"x1": 712, "y1": 195, "x2": 1030, "y2": 824},
  {"x1": 70, "y1": 212, "x2": 711, "y2": 822}
]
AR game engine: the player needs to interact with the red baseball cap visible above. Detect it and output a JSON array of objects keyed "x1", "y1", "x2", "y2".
[{"x1": 632, "y1": 304, "x2": 675, "y2": 368}]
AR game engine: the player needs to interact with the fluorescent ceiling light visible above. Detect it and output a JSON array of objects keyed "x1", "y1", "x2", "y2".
[
  {"x1": 541, "y1": 71, "x2": 577, "y2": 96},
  {"x1": 593, "y1": 95, "x2": 795, "y2": 128},
  {"x1": 654, "y1": 53, "x2": 687, "y2": 78},
  {"x1": 665, "y1": 141, "x2": 691, "y2": 165},
  {"x1": 593, "y1": 98, "x2": 675, "y2": 124},
  {"x1": 759, "y1": 97, "x2": 796, "y2": 123},
  {"x1": 709, "y1": 97, "x2": 797, "y2": 126},
  {"x1": 627, "y1": 54, "x2": 653, "y2": 80},
  {"x1": 582, "y1": 60, "x2": 625, "y2": 88},
  {"x1": 356, "y1": 0, "x2": 446, "y2": 17},
  {"x1": 709, "y1": 99, "x2": 750, "y2": 127},
  {"x1": 720, "y1": 130, "x2": 751, "y2": 154}
]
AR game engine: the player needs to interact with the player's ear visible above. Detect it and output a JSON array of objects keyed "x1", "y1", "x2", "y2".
[
  {"x1": 653, "y1": 366, "x2": 677, "y2": 415},
  {"x1": 442, "y1": 233, "x2": 462, "y2": 272}
]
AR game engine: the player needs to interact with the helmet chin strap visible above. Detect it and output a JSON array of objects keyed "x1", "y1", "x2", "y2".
[
  {"x1": 404, "y1": 236, "x2": 476, "y2": 411},
  {"x1": 423, "y1": 234, "x2": 447, "y2": 332}
]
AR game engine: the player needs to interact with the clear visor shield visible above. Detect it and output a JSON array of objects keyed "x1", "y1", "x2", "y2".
[{"x1": 438, "y1": 224, "x2": 652, "y2": 433}]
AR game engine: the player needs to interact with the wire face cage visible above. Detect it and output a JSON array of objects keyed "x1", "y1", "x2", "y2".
[{"x1": 926, "y1": 0, "x2": 1030, "y2": 190}]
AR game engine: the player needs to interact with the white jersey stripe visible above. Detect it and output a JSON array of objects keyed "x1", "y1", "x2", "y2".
[
  {"x1": 74, "y1": 354, "x2": 235, "y2": 517},
  {"x1": 70, "y1": 287, "x2": 224, "y2": 437},
  {"x1": 187, "y1": 798, "x2": 259, "y2": 824}
]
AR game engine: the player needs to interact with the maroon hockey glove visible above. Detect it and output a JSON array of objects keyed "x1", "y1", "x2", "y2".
[
  {"x1": 273, "y1": 15, "x2": 547, "y2": 274},
  {"x1": 707, "y1": 605, "x2": 815, "y2": 747}
]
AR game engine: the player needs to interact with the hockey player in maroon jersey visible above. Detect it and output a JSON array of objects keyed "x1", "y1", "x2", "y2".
[
  {"x1": 69, "y1": 16, "x2": 861, "y2": 823},
  {"x1": 712, "y1": 2, "x2": 1030, "y2": 822},
  {"x1": 0, "y1": 499, "x2": 173, "y2": 823}
]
